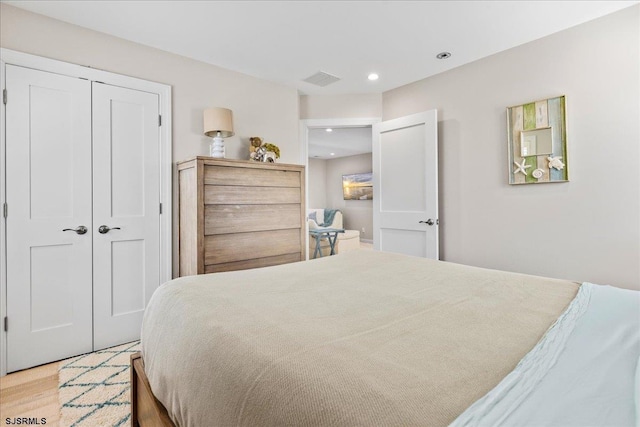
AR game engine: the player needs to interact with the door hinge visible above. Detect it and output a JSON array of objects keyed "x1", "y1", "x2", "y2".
[
  {"x1": 159, "y1": 203, "x2": 163, "y2": 214},
  {"x1": 2, "y1": 202, "x2": 7, "y2": 219},
  {"x1": 158, "y1": 115, "x2": 162, "y2": 127},
  {"x1": 3, "y1": 317, "x2": 7, "y2": 332},
  {"x1": 2, "y1": 89, "x2": 6, "y2": 105}
]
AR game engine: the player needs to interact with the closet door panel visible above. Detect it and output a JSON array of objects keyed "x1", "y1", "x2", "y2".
[
  {"x1": 5, "y1": 65, "x2": 93, "y2": 372},
  {"x1": 92, "y1": 83, "x2": 160, "y2": 350}
]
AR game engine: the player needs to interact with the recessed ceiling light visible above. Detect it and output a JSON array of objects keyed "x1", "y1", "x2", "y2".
[
  {"x1": 436, "y1": 52, "x2": 451, "y2": 59},
  {"x1": 368, "y1": 73, "x2": 379, "y2": 81},
  {"x1": 330, "y1": 153, "x2": 335, "y2": 156},
  {"x1": 326, "y1": 128, "x2": 333, "y2": 132}
]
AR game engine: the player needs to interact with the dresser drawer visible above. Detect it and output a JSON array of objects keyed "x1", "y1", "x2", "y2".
[
  {"x1": 204, "y1": 228, "x2": 301, "y2": 265},
  {"x1": 204, "y1": 204, "x2": 301, "y2": 235},
  {"x1": 204, "y1": 165, "x2": 300, "y2": 187},
  {"x1": 204, "y1": 185, "x2": 300, "y2": 205},
  {"x1": 204, "y1": 253, "x2": 302, "y2": 273}
]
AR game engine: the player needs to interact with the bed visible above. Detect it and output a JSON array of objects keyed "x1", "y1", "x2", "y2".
[{"x1": 132, "y1": 250, "x2": 639, "y2": 427}]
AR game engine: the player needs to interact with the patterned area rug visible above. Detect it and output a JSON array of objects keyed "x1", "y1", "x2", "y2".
[{"x1": 58, "y1": 341, "x2": 140, "y2": 426}]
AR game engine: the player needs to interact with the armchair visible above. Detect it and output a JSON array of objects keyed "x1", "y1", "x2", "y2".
[
  {"x1": 308, "y1": 208, "x2": 343, "y2": 230},
  {"x1": 307, "y1": 209, "x2": 360, "y2": 257}
]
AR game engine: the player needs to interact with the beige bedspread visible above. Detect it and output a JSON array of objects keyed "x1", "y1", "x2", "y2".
[{"x1": 141, "y1": 250, "x2": 578, "y2": 427}]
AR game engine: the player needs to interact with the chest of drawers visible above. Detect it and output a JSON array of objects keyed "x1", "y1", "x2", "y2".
[{"x1": 178, "y1": 157, "x2": 306, "y2": 276}]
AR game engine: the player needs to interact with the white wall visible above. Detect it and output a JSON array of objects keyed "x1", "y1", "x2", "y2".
[
  {"x1": 300, "y1": 94, "x2": 382, "y2": 119},
  {"x1": 0, "y1": 3, "x2": 301, "y2": 277},
  {"x1": 383, "y1": 6, "x2": 639, "y2": 289},
  {"x1": 325, "y1": 154, "x2": 374, "y2": 241},
  {"x1": 307, "y1": 158, "x2": 327, "y2": 208}
]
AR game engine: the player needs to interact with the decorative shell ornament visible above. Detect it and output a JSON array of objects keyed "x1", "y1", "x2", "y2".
[
  {"x1": 249, "y1": 137, "x2": 264, "y2": 159},
  {"x1": 251, "y1": 146, "x2": 267, "y2": 162},
  {"x1": 250, "y1": 141, "x2": 281, "y2": 162},
  {"x1": 250, "y1": 136, "x2": 263, "y2": 148},
  {"x1": 532, "y1": 168, "x2": 544, "y2": 179},
  {"x1": 547, "y1": 156, "x2": 565, "y2": 171},
  {"x1": 262, "y1": 143, "x2": 280, "y2": 159},
  {"x1": 513, "y1": 159, "x2": 531, "y2": 176},
  {"x1": 263, "y1": 152, "x2": 277, "y2": 163}
]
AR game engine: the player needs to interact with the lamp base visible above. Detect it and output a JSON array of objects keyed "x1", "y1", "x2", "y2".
[{"x1": 210, "y1": 136, "x2": 225, "y2": 158}]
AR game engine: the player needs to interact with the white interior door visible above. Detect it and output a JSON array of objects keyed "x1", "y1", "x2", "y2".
[
  {"x1": 5, "y1": 65, "x2": 93, "y2": 372},
  {"x1": 92, "y1": 83, "x2": 160, "y2": 350},
  {"x1": 372, "y1": 110, "x2": 439, "y2": 259}
]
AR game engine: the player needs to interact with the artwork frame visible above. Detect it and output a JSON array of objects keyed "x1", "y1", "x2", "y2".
[
  {"x1": 342, "y1": 172, "x2": 373, "y2": 200},
  {"x1": 507, "y1": 95, "x2": 568, "y2": 184}
]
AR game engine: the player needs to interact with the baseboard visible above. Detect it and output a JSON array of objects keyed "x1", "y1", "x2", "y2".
[{"x1": 360, "y1": 239, "x2": 373, "y2": 244}]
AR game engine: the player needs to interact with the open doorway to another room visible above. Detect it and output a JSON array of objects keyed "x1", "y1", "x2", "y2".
[{"x1": 306, "y1": 125, "x2": 374, "y2": 254}]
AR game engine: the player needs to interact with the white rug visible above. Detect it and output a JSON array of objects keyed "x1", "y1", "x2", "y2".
[{"x1": 58, "y1": 341, "x2": 140, "y2": 427}]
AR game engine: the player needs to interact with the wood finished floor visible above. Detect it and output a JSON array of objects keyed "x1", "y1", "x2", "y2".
[{"x1": 0, "y1": 361, "x2": 61, "y2": 426}]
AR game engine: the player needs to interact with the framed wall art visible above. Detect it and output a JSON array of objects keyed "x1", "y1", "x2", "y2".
[
  {"x1": 507, "y1": 95, "x2": 568, "y2": 184},
  {"x1": 342, "y1": 172, "x2": 373, "y2": 200}
]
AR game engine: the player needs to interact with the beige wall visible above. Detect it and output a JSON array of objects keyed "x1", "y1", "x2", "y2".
[
  {"x1": 308, "y1": 158, "x2": 328, "y2": 208},
  {"x1": 0, "y1": 4, "x2": 301, "y2": 277},
  {"x1": 325, "y1": 154, "x2": 374, "y2": 241},
  {"x1": 300, "y1": 94, "x2": 382, "y2": 119},
  {"x1": 384, "y1": 6, "x2": 640, "y2": 289}
]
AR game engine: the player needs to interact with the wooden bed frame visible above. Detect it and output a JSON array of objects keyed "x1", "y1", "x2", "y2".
[{"x1": 130, "y1": 352, "x2": 176, "y2": 427}]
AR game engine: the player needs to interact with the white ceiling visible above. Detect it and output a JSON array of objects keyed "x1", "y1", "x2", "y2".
[
  {"x1": 4, "y1": 1, "x2": 637, "y2": 95},
  {"x1": 309, "y1": 127, "x2": 372, "y2": 160}
]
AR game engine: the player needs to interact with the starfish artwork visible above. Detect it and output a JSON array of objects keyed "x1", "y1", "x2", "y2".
[
  {"x1": 547, "y1": 155, "x2": 565, "y2": 171},
  {"x1": 513, "y1": 159, "x2": 531, "y2": 176}
]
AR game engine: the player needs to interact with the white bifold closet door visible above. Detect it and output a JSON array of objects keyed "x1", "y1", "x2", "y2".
[
  {"x1": 5, "y1": 65, "x2": 161, "y2": 372},
  {"x1": 5, "y1": 65, "x2": 93, "y2": 372},
  {"x1": 92, "y1": 83, "x2": 160, "y2": 351}
]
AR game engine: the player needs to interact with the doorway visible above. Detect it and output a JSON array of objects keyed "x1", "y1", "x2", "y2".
[{"x1": 300, "y1": 118, "x2": 380, "y2": 257}]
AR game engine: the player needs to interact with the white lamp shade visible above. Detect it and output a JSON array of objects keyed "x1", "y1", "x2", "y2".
[{"x1": 203, "y1": 107, "x2": 234, "y2": 138}]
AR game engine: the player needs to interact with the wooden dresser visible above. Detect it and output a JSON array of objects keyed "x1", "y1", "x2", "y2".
[{"x1": 178, "y1": 157, "x2": 306, "y2": 276}]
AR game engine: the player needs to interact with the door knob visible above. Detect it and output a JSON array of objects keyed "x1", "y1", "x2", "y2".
[
  {"x1": 63, "y1": 225, "x2": 88, "y2": 235},
  {"x1": 419, "y1": 219, "x2": 435, "y2": 226},
  {"x1": 98, "y1": 225, "x2": 121, "y2": 234}
]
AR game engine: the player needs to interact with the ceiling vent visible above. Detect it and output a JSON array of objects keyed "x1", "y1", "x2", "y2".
[{"x1": 303, "y1": 71, "x2": 341, "y2": 87}]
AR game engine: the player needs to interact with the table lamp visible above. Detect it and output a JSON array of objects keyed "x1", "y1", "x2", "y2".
[{"x1": 203, "y1": 107, "x2": 234, "y2": 158}]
